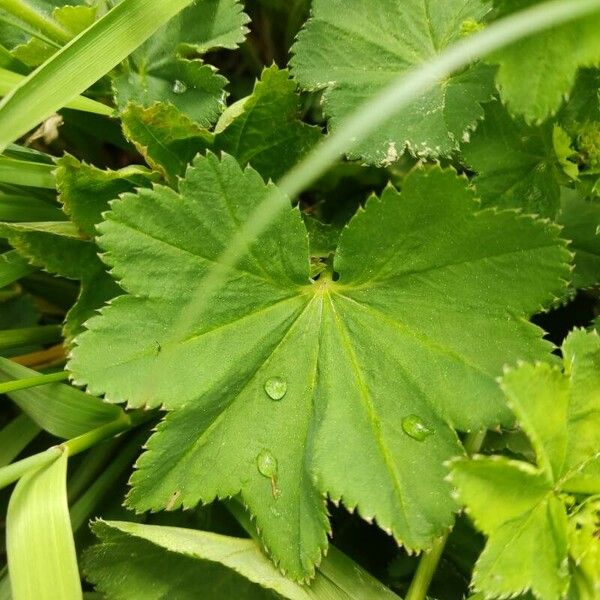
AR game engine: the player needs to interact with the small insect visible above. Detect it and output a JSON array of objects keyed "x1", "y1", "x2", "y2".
[{"x1": 153, "y1": 341, "x2": 162, "y2": 355}]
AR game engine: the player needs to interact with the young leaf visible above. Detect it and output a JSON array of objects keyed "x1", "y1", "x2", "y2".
[
  {"x1": 289, "y1": 0, "x2": 496, "y2": 164},
  {"x1": 69, "y1": 155, "x2": 569, "y2": 579},
  {"x1": 556, "y1": 189, "x2": 600, "y2": 289},
  {"x1": 112, "y1": 0, "x2": 249, "y2": 125},
  {"x1": 462, "y1": 100, "x2": 570, "y2": 217},
  {"x1": 0, "y1": 248, "x2": 36, "y2": 287},
  {"x1": 487, "y1": 0, "x2": 600, "y2": 122},
  {"x1": 451, "y1": 329, "x2": 600, "y2": 600},
  {"x1": 84, "y1": 520, "x2": 400, "y2": 600},
  {"x1": 6, "y1": 451, "x2": 82, "y2": 600}
]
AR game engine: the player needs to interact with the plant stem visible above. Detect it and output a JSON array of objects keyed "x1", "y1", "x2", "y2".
[
  {"x1": 0, "y1": 369, "x2": 68, "y2": 394},
  {"x1": 405, "y1": 429, "x2": 486, "y2": 600},
  {"x1": 0, "y1": 324, "x2": 62, "y2": 351},
  {"x1": 11, "y1": 343, "x2": 66, "y2": 368},
  {"x1": 0, "y1": 0, "x2": 71, "y2": 44},
  {"x1": 0, "y1": 445, "x2": 61, "y2": 489}
]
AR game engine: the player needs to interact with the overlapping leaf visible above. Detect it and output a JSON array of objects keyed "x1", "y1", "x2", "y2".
[
  {"x1": 112, "y1": 0, "x2": 249, "y2": 126},
  {"x1": 487, "y1": 0, "x2": 600, "y2": 122},
  {"x1": 121, "y1": 66, "x2": 321, "y2": 183},
  {"x1": 69, "y1": 153, "x2": 569, "y2": 578},
  {"x1": 83, "y1": 520, "x2": 400, "y2": 599},
  {"x1": 290, "y1": 0, "x2": 496, "y2": 164},
  {"x1": 462, "y1": 101, "x2": 574, "y2": 217},
  {"x1": 451, "y1": 329, "x2": 600, "y2": 600}
]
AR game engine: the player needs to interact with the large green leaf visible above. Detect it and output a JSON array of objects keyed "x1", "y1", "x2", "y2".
[
  {"x1": 451, "y1": 329, "x2": 600, "y2": 600},
  {"x1": 487, "y1": 0, "x2": 600, "y2": 122},
  {"x1": 289, "y1": 0, "x2": 496, "y2": 164},
  {"x1": 69, "y1": 155, "x2": 569, "y2": 579},
  {"x1": 112, "y1": 0, "x2": 249, "y2": 125},
  {"x1": 84, "y1": 520, "x2": 400, "y2": 599}
]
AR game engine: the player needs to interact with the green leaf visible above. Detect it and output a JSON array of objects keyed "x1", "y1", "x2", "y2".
[
  {"x1": 568, "y1": 497, "x2": 600, "y2": 598},
  {"x1": 55, "y1": 154, "x2": 158, "y2": 237},
  {"x1": 290, "y1": 0, "x2": 496, "y2": 164},
  {"x1": 12, "y1": 5, "x2": 96, "y2": 67},
  {"x1": 214, "y1": 66, "x2": 322, "y2": 182},
  {"x1": 112, "y1": 0, "x2": 249, "y2": 125},
  {"x1": 84, "y1": 520, "x2": 400, "y2": 600},
  {"x1": 6, "y1": 451, "x2": 82, "y2": 600},
  {"x1": 0, "y1": 220, "x2": 121, "y2": 339},
  {"x1": 487, "y1": 0, "x2": 600, "y2": 122},
  {"x1": 0, "y1": 249, "x2": 35, "y2": 287},
  {"x1": 0, "y1": 357, "x2": 123, "y2": 438},
  {"x1": 557, "y1": 189, "x2": 600, "y2": 289},
  {"x1": 461, "y1": 100, "x2": 567, "y2": 217},
  {"x1": 69, "y1": 156, "x2": 569, "y2": 578},
  {"x1": 451, "y1": 329, "x2": 600, "y2": 600},
  {"x1": 121, "y1": 66, "x2": 321, "y2": 183},
  {"x1": 0, "y1": 0, "x2": 200, "y2": 151},
  {"x1": 121, "y1": 102, "x2": 214, "y2": 184}
]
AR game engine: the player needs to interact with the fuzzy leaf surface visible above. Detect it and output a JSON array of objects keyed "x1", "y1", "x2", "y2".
[
  {"x1": 451, "y1": 329, "x2": 600, "y2": 600},
  {"x1": 290, "y1": 0, "x2": 495, "y2": 164},
  {"x1": 69, "y1": 155, "x2": 569, "y2": 579}
]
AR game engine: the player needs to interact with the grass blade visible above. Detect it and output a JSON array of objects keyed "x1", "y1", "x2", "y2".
[
  {"x1": 0, "y1": 156, "x2": 55, "y2": 188},
  {"x1": 6, "y1": 450, "x2": 82, "y2": 600},
  {"x1": 0, "y1": 68, "x2": 113, "y2": 115},
  {"x1": 0, "y1": 357, "x2": 123, "y2": 438},
  {"x1": 0, "y1": 324, "x2": 62, "y2": 351},
  {"x1": 0, "y1": 0, "x2": 196, "y2": 150},
  {"x1": 0, "y1": 413, "x2": 40, "y2": 467}
]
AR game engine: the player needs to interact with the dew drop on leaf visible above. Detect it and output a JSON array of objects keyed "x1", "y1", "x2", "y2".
[
  {"x1": 264, "y1": 376, "x2": 287, "y2": 400},
  {"x1": 257, "y1": 449, "x2": 278, "y2": 478},
  {"x1": 172, "y1": 79, "x2": 187, "y2": 94},
  {"x1": 401, "y1": 415, "x2": 433, "y2": 441}
]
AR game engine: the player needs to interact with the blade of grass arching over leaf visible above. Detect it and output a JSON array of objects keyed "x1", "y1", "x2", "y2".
[
  {"x1": 156, "y1": 0, "x2": 600, "y2": 388},
  {"x1": 0, "y1": 413, "x2": 40, "y2": 467},
  {"x1": 0, "y1": 0, "x2": 197, "y2": 150},
  {"x1": 0, "y1": 68, "x2": 113, "y2": 115},
  {"x1": 6, "y1": 450, "x2": 82, "y2": 600}
]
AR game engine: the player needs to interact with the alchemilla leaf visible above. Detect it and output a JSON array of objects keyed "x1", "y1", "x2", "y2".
[
  {"x1": 290, "y1": 0, "x2": 496, "y2": 164},
  {"x1": 69, "y1": 155, "x2": 570, "y2": 579},
  {"x1": 451, "y1": 329, "x2": 600, "y2": 600},
  {"x1": 488, "y1": 0, "x2": 600, "y2": 122}
]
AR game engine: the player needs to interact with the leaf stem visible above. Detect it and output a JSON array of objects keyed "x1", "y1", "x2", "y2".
[
  {"x1": 0, "y1": 0, "x2": 71, "y2": 45},
  {"x1": 0, "y1": 369, "x2": 68, "y2": 394},
  {"x1": 405, "y1": 429, "x2": 487, "y2": 600}
]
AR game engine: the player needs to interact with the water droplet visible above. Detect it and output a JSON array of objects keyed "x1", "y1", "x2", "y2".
[
  {"x1": 401, "y1": 415, "x2": 433, "y2": 441},
  {"x1": 257, "y1": 449, "x2": 278, "y2": 478},
  {"x1": 264, "y1": 377, "x2": 287, "y2": 400},
  {"x1": 172, "y1": 79, "x2": 187, "y2": 94}
]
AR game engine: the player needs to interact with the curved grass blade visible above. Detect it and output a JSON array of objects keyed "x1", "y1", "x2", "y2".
[
  {"x1": 0, "y1": 0, "x2": 197, "y2": 150},
  {"x1": 0, "y1": 249, "x2": 35, "y2": 287},
  {"x1": 6, "y1": 450, "x2": 82, "y2": 600}
]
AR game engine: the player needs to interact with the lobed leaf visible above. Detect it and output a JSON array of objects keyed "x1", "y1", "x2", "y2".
[{"x1": 69, "y1": 155, "x2": 570, "y2": 578}]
